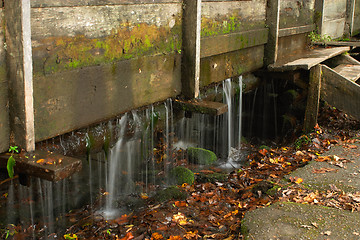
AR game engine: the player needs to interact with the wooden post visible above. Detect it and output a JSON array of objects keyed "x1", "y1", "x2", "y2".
[
  {"x1": 264, "y1": 0, "x2": 280, "y2": 66},
  {"x1": 346, "y1": 0, "x2": 356, "y2": 36},
  {"x1": 5, "y1": 0, "x2": 35, "y2": 152},
  {"x1": 181, "y1": 0, "x2": 201, "y2": 99},
  {"x1": 314, "y1": 0, "x2": 325, "y2": 35},
  {"x1": 304, "y1": 64, "x2": 322, "y2": 132}
]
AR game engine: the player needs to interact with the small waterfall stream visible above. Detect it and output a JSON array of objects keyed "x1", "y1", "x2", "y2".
[{"x1": 0, "y1": 75, "x2": 258, "y2": 237}]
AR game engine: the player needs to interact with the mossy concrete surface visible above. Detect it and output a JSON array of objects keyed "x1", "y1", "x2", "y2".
[
  {"x1": 243, "y1": 201, "x2": 360, "y2": 240},
  {"x1": 286, "y1": 142, "x2": 360, "y2": 192},
  {"x1": 243, "y1": 142, "x2": 360, "y2": 239}
]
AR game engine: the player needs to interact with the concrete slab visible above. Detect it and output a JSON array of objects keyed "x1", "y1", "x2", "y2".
[
  {"x1": 285, "y1": 142, "x2": 360, "y2": 192},
  {"x1": 243, "y1": 201, "x2": 360, "y2": 240},
  {"x1": 269, "y1": 47, "x2": 350, "y2": 71}
]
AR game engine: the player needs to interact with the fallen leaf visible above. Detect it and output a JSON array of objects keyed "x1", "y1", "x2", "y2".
[{"x1": 312, "y1": 168, "x2": 337, "y2": 174}]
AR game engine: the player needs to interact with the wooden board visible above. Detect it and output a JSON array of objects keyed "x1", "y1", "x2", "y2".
[
  {"x1": 269, "y1": 46, "x2": 350, "y2": 71},
  {"x1": 333, "y1": 64, "x2": 360, "y2": 82},
  {"x1": 0, "y1": 150, "x2": 82, "y2": 182},
  {"x1": 321, "y1": 64, "x2": 360, "y2": 120},
  {"x1": 175, "y1": 100, "x2": 228, "y2": 116}
]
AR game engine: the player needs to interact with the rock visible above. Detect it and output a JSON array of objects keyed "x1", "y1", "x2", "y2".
[
  {"x1": 153, "y1": 186, "x2": 188, "y2": 202},
  {"x1": 169, "y1": 166, "x2": 195, "y2": 185},
  {"x1": 187, "y1": 147, "x2": 217, "y2": 165}
]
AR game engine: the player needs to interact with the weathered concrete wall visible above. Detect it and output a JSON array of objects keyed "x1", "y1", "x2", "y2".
[
  {"x1": 0, "y1": 8, "x2": 9, "y2": 153},
  {"x1": 200, "y1": 0, "x2": 267, "y2": 85},
  {"x1": 353, "y1": 0, "x2": 360, "y2": 35},
  {"x1": 277, "y1": 0, "x2": 315, "y2": 61},
  {"x1": 322, "y1": 0, "x2": 347, "y2": 38},
  {"x1": 31, "y1": 3, "x2": 182, "y2": 141},
  {"x1": 280, "y1": 0, "x2": 315, "y2": 29}
]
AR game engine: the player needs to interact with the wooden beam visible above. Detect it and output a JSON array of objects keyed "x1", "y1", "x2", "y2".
[
  {"x1": 5, "y1": 0, "x2": 35, "y2": 152},
  {"x1": 346, "y1": 0, "x2": 356, "y2": 36},
  {"x1": 0, "y1": 150, "x2": 82, "y2": 182},
  {"x1": 314, "y1": 0, "x2": 325, "y2": 35},
  {"x1": 321, "y1": 64, "x2": 360, "y2": 120},
  {"x1": 201, "y1": 28, "x2": 268, "y2": 58},
  {"x1": 304, "y1": 64, "x2": 322, "y2": 132},
  {"x1": 181, "y1": 0, "x2": 201, "y2": 99},
  {"x1": 279, "y1": 25, "x2": 315, "y2": 38},
  {"x1": 174, "y1": 99, "x2": 228, "y2": 116},
  {"x1": 264, "y1": 0, "x2": 280, "y2": 66}
]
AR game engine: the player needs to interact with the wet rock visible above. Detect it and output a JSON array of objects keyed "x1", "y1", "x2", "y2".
[
  {"x1": 187, "y1": 147, "x2": 217, "y2": 165},
  {"x1": 196, "y1": 172, "x2": 227, "y2": 183},
  {"x1": 153, "y1": 186, "x2": 188, "y2": 202}
]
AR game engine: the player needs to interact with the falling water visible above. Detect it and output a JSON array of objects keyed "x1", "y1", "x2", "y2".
[
  {"x1": 104, "y1": 114, "x2": 128, "y2": 217},
  {"x1": 223, "y1": 78, "x2": 233, "y2": 155},
  {"x1": 238, "y1": 76, "x2": 243, "y2": 147}
]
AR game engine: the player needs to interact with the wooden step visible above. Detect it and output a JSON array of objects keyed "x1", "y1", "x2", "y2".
[
  {"x1": 269, "y1": 46, "x2": 350, "y2": 71},
  {"x1": 174, "y1": 99, "x2": 228, "y2": 116},
  {"x1": 0, "y1": 150, "x2": 82, "y2": 182},
  {"x1": 333, "y1": 64, "x2": 360, "y2": 82}
]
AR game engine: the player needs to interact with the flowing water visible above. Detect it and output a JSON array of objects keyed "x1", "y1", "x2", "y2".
[{"x1": 0, "y1": 76, "x2": 252, "y2": 238}]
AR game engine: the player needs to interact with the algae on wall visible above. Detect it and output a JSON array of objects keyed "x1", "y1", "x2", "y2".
[
  {"x1": 201, "y1": 0, "x2": 266, "y2": 38},
  {"x1": 31, "y1": 4, "x2": 183, "y2": 75}
]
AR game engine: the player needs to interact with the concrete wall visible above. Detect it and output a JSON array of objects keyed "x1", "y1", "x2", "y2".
[
  {"x1": 277, "y1": 0, "x2": 315, "y2": 60},
  {"x1": 0, "y1": 7, "x2": 9, "y2": 153},
  {"x1": 31, "y1": 1, "x2": 183, "y2": 141},
  {"x1": 1, "y1": 0, "x2": 353, "y2": 149},
  {"x1": 353, "y1": 0, "x2": 360, "y2": 35},
  {"x1": 322, "y1": 0, "x2": 347, "y2": 38},
  {"x1": 200, "y1": 0, "x2": 267, "y2": 86}
]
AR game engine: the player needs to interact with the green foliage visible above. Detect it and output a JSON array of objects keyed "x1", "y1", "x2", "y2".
[
  {"x1": 6, "y1": 146, "x2": 19, "y2": 178},
  {"x1": 295, "y1": 135, "x2": 311, "y2": 150},
  {"x1": 169, "y1": 166, "x2": 195, "y2": 185},
  {"x1": 308, "y1": 31, "x2": 332, "y2": 43},
  {"x1": 187, "y1": 147, "x2": 217, "y2": 165},
  {"x1": 64, "y1": 233, "x2": 78, "y2": 240}
]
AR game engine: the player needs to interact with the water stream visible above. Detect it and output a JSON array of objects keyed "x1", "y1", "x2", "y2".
[{"x1": 0, "y1": 76, "x2": 262, "y2": 238}]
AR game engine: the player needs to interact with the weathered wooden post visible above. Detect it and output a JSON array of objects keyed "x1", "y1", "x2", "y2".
[
  {"x1": 264, "y1": 0, "x2": 280, "y2": 66},
  {"x1": 181, "y1": 0, "x2": 201, "y2": 99},
  {"x1": 345, "y1": 0, "x2": 356, "y2": 36},
  {"x1": 304, "y1": 64, "x2": 322, "y2": 132},
  {"x1": 4, "y1": 0, "x2": 35, "y2": 152},
  {"x1": 314, "y1": 0, "x2": 325, "y2": 35}
]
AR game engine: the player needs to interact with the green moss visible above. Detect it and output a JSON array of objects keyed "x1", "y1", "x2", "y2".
[
  {"x1": 187, "y1": 147, "x2": 217, "y2": 165},
  {"x1": 197, "y1": 172, "x2": 227, "y2": 183},
  {"x1": 169, "y1": 166, "x2": 195, "y2": 185},
  {"x1": 153, "y1": 186, "x2": 188, "y2": 202},
  {"x1": 201, "y1": 14, "x2": 265, "y2": 38},
  {"x1": 36, "y1": 16, "x2": 182, "y2": 75}
]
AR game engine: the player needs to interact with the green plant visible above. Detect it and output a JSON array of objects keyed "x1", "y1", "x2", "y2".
[
  {"x1": 308, "y1": 31, "x2": 332, "y2": 43},
  {"x1": 295, "y1": 135, "x2": 311, "y2": 150},
  {"x1": 7, "y1": 146, "x2": 18, "y2": 178}
]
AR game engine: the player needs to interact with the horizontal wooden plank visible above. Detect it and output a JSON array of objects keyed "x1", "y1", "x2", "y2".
[
  {"x1": 313, "y1": 41, "x2": 360, "y2": 47},
  {"x1": 31, "y1": 0, "x2": 180, "y2": 7},
  {"x1": 201, "y1": 28, "x2": 268, "y2": 58},
  {"x1": 174, "y1": 100, "x2": 228, "y2": 116},
  {"x1": 321, "y1": 64, "x2": 360, "y2": 120},
  {"x1": 269, "y1": 46, "x2": 350, "y2": 71},
  {"x1": 333, "y1": 64, "x2": 360, "y2": 82},
  {"x1": 279, "y1": 24, "x2": 315, "y2": 37},
  {"x1": 0, "y1": 150, "x2": 82, "y2": 182}
]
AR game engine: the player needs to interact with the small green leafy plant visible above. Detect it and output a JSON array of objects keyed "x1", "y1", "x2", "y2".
[
  {"x1": 7, "y1": 146, "x2": 18, "y2": 178},
  {"x1": 308, "y1": 31, "x2": 332, "y2": 43}
]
